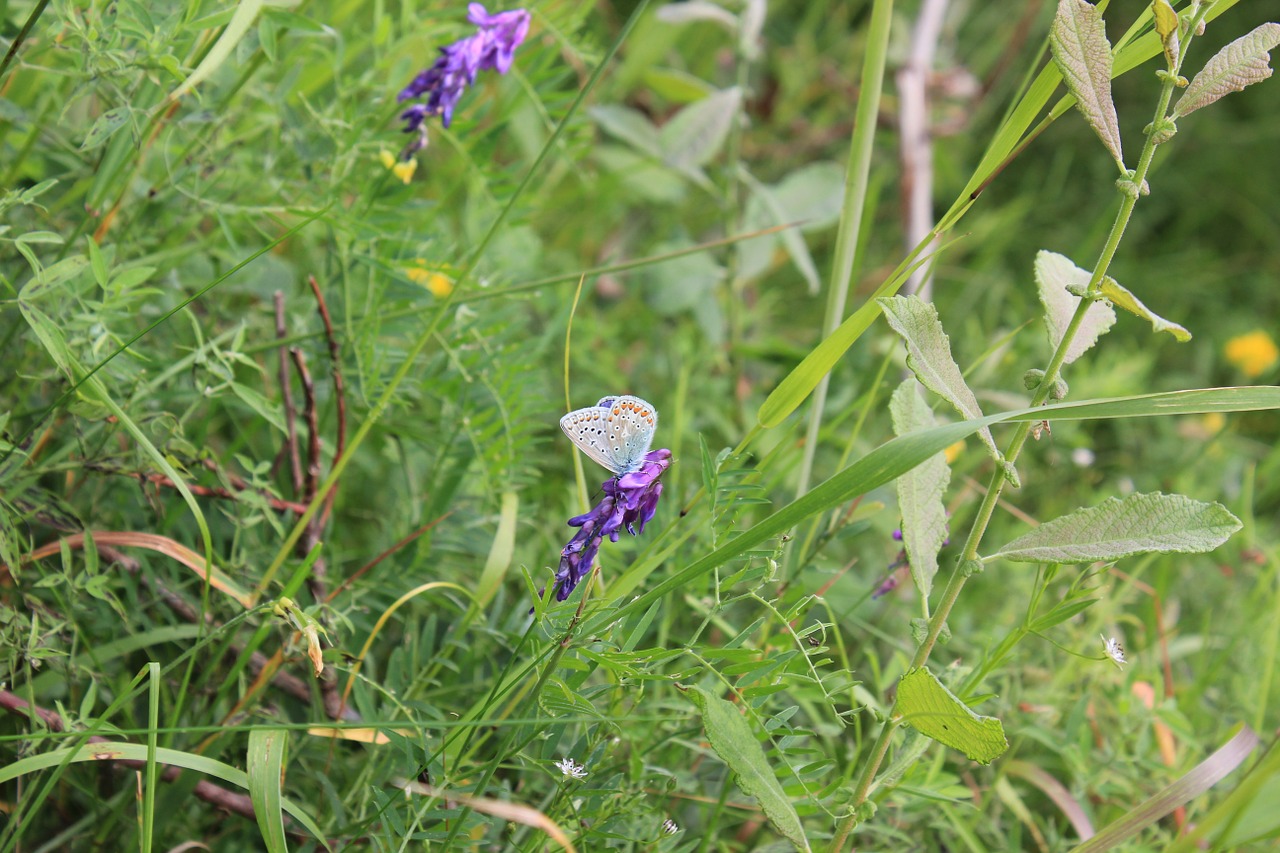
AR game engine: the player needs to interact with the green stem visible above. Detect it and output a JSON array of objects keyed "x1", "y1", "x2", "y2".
[{"x1": 836, "y1": 27, "x2": 1193, "y2": 842}]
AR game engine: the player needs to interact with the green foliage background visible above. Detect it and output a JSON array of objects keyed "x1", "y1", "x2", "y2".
[{"x1": 1, "y1": 0, "x2": 1278, "y2": 850}]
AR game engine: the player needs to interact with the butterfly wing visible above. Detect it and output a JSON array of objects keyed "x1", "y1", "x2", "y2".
[{"x1": 561, "y1": 395, "x2": 658, "y2": 475}]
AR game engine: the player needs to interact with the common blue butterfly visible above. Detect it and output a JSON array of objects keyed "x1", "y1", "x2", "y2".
[{"x1": 560, "y1": 395, "x2": 658, "y2": 476}]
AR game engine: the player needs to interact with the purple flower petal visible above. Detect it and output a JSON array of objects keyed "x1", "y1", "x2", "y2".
[{"x1": 546, "y1": 448, "x2": 672, "y2": 602}]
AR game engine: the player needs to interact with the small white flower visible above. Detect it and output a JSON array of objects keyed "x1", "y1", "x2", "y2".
[
  {"x1": 662, "y1": 818, "x2": 680, "y2": 835},
  {"x1": 554, "y1": 757, "x2": 587, "y2": 779},
  {"x1": 1101, "y1": 634, "x2": 1127, "y2": 669}
]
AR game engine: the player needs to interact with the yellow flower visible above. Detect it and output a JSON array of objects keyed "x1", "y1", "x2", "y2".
[
  {"x1": 392, "y1": 159, "x2": 417, "y2": 184},
  {"x1": 1224, "y1": 330, "x2": 1279, "y2": 378},
  {"x1": 944, "y1": 441, "x2": 964, "y2": 464},
  {"x1": 404, "y1": 260, "x2": 454, "y2": 297},
  {"x1": 378, "y1": 150, "x2": 417, "y2": 184}
]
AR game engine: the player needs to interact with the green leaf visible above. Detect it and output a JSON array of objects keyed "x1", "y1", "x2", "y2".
[
  {"x1": 231, "y1": 382, "x2": 288, "y2": 434},
  {"x1": 87, "y1": 238, "x2": 109, "y2": 289},
  {"x1": 80, "y1": 106, "x2": 133, "y2": 151},
  {"x1": 16, "y1": 231, "x2": 65, "y2": 246},
  {"x1": 19, "y1": 256, "x2": 91, "y2": 302},
  {"x1": 247, "y1": 729, "x2": 289, "y2": 853},
  {"x1": 589, "y1": 105, "x2": 662, "y2": 158},
  {"x1": 737, "y1": 162, "x2": 844, "y2": 284},
  {"x1": 1173, "y1": 23, "x2": 1280, "y2": 119},
  {"x1": 475, "y1": 491, "x2": 519, "y2": 607},
  {"x1": 897, "y1": 668, "x2": 1007, "y2": 764},
  {"x1": 1099, "y1": 277, "x2": 1191, "y2": 342},
  {"x1": 109, "y1": 266, "x2": 159, "y2": 294},
  {"x1": 889, "y1": 379, "x2": 950, "y2": 601},
  {"x1": 1050, "y1": 0, "x2": 1124, "y2": 168},
  {"x1": 660, "y1": 87, "x2": 742, "y2": 174},
  {"x1": 684, "y1": 686, "x2": 811, "y2": 851},
  {"x1": 640, "y1": 67, "x2": 716, "y2": 103},
  {"x1": 879, "y1": 295, "x2": 1000, "y2": 463},
  {"x1": 989, "y1": 492, "x2": 1241, "y2": 564},
  {"x1": 170, "y1": 0, "x2": 267, "y2": 101},
  {"x1": 1035, "y1": 250, "x2": 1116, "y2": 363},
  {"x1": 744, "y1": 176, "x2": 820, "y2": 294}
]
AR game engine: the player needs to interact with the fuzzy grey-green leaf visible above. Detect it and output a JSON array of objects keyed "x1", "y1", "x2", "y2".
[
  {"x1": 1049, "y1": 0, "x2": 1123, "y2": 166},
  {"x1": 1035, "y1": 250, "x2": 1116, "y2": 364},
  {"x1": 1174, "y1": 23, "x2": 1280, "y2": 119},
  {"x1": 879, "y1": 295, "x2": 1001, "y2": 463},
  {"x1": 890, "y1": 380, "x2": 950, "y2": 601},
  {"x1": 685, "y1": 685, "x2": 810, "y2": 851},
  {"x1": 989, "y1": 492, "x2": 1241, "y2": 564},
  {"x1": 660, "y1": 87, "x2": 742, "y2": 173}
]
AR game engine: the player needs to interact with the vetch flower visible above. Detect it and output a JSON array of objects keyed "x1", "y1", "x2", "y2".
[
  {"x1": 1224, "y1": 330, "x2": 1279, "y2": 378},
  {"x1": 396, "y1": 3, "x2": 531, "y2": 158},
  {"x1": 554, "y1": 756, "x2": 588, "y2": 779},
  {"x1": 549, "y1": 449, "x2": 671, "y2": 602},
  {"x1": 1101, "y1": 634, "x2": 1127, "y2": 669},
  {"x1": 662, "y1": 818, "x2": 680, "y2": 835}
]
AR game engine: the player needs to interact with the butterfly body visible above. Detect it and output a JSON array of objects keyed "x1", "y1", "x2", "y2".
[{"x1": 560, "y1": 394, "x2": 658, "y2": 476}]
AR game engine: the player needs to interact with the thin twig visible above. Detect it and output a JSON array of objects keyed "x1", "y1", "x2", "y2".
[
  {"x1": 307, "y1": 275, "x2": 347, "y2": 529},
  {"x1": 275, "y1": 291, "x2": 305, "y2": 495},
  {"x1": 86, "y1": 464, "x2": 311, "y2": 514},
  {"x1": 288, "y1": 332, "x2": 343, "y2": 715},
  {"x1": 290, "y1": 348, "x2": 321, "y2": 508}
]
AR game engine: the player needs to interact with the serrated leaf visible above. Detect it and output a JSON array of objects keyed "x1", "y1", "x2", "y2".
[
  {"x1": 989, "y1": 492, "x2": 1241, "y2": 564},
  {"x1": 589, "y1": 104, "x2": 662, "y2": 158},
  {"x1": 80, "y1": 107, "x2": 133, "y2": 151},
  {"x1": 660, "y1": 87, "x2": 742, "y2": 174},
  {"x1": 1050, "y1": 0, "x2": 1124, "y2": 166},
  {"x1": 1035, "y1": 250, "x2": 1116, "y2": 363},
  {"x1": 879, "y1": 295, "x2": 1001, "y2": 463},
  {"x1": 685, "y1": 686, "x2": 811, "y2": 851},
  {"x1": 1099, "y1": 278, "x2": 1191, "y2": 342},
  {"x1": 1173, "y1": 23, "x2": 1280, "y2": 118},
  {"x1": 897, "y1": 668, "x2": 1008, "y2": 764},
  {"x1": 889, "y1": 380, "x2": 950, "y2": 601}
]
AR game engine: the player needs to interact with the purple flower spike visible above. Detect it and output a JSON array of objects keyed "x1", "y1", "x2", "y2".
[
  {"x1": 549, "y1": 449, "x2": 672, "y2": 603},
  {"x1": 395, "y1": 4, "x2": 531, "y2": 158}
]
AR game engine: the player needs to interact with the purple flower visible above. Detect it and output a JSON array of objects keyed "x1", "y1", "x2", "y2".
[
  {"x1": 397, "y1": 4, "x2": 531, "y2": 157},
  {"x1": 549, "y1": 449, "x2": 672, "y2": 602}
]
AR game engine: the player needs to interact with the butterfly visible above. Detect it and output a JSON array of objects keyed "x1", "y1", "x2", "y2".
[{"x1": 560, "y1": 395, "x2": 658, "y2": 476}]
